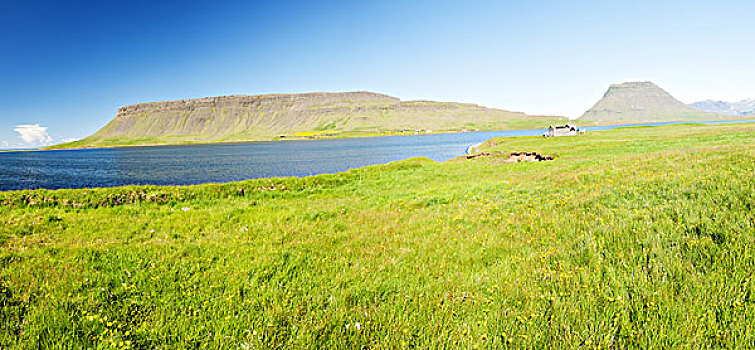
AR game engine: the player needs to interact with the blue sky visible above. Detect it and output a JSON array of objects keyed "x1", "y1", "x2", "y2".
[{"x1": 2, "y1": 0, "x2": 754, "y2": 148}]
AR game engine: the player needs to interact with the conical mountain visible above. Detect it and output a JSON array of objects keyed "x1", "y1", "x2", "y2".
[{"x1": 579, "y1": 81, "x2": 713, "y2": 121}]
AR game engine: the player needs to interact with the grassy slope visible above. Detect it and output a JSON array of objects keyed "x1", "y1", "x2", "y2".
[
  {"x1": 2, "y1": 123, "x2": 754, "y2": 348},
  {"x1": 576, "y1": 112, "x2": 752, "y2": 126}
]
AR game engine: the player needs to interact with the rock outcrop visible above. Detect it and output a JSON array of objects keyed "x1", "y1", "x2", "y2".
[{"x1": 458, "y1": 151, "x2": 554, "y2": 163}]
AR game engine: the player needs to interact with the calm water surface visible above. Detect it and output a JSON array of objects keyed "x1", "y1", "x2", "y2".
[{"x1": 1, "y1": 120, "x2": 752, "y2": 191}]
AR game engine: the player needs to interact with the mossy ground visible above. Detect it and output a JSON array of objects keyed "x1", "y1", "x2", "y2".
[{"x1": 2, "y1": 123, "x2": 754, "y2": 348}]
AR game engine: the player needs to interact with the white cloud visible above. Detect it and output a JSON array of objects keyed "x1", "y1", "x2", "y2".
[
  {"x1": 61, "y1": 137, "x2": 80, "y2": 143},
  {"x1": 1, "y1": 141, "x2": 8, "y2": 148},
  {"x1": 14, "y1": 124, "x2": 54, "y2": 145}
]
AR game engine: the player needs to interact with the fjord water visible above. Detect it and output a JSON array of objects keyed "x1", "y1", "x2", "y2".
[
  {"x1": 0, "y1": 130, "x2": 538, "y2": 191},
  {"x1": 1, "y1": 120, "x2": 752, "y2": 191}
]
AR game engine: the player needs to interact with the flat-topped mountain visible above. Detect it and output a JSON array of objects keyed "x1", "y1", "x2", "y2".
[
  {"x1": 579, "y1": 82, "x2": 714, "y2": 122},
  {"x1": 52, "y1": 92, "x2": 563, "y2": 149},
  {"x1": 689, "y1": 99, "x2": 755, "y2": 116}
]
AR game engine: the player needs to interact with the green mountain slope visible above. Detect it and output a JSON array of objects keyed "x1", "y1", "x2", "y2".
[
  {"x1": 578, "y1": 81, "x2": 721, "y2": 122},
  {"x1": 51, "y1": 92, "x2": 564, "y2": 149}
]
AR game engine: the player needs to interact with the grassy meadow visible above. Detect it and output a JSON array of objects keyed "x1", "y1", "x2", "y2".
[{"x1": 2, "y1": 123, "x2": 754, "y2": 348}]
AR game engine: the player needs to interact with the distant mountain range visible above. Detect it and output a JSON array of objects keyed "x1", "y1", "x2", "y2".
[
  {"x1": 48, "y1": 83, "x2": 752, "y2": 150},
  {"x1": 50, "y1": 92, "x2": 563, "y2": 149},
  {"x1": 579, "y1": 82, "x2": 717, "y2": 122},
  {"x1": 688, "y1": 99, "x2": 755, "y2": 116}
]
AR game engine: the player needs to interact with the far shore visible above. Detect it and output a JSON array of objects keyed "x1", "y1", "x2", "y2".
[{"x1": 4, "y1": 117, "x2": 754, "y2": 153}]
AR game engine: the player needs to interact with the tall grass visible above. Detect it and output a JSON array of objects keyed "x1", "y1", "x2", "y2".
[{"x1": 1, "y1": 123, "x2": 754, "y2": 348}]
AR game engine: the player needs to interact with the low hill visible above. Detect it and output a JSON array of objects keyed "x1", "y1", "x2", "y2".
[
  {"x1": 579, "y1": 81, "x2": 718, "y2": 122},
  {"x1": 689, "y1": 99, "x2": 755, "y2": 116},
  {"x1": 50, "y1": 92, "x2": 564, "y2": 149}
]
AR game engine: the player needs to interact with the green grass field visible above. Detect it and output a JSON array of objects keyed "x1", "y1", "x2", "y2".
[{"x1": 2, "y1": 123, "x2": 754, "y2": 348}]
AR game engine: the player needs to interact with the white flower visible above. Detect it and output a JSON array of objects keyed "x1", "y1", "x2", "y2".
[{"x1": 355, "y1": 322, "x2": 361, "y2": 330}]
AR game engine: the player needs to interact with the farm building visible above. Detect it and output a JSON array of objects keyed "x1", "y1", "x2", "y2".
[{"x1": 544, "y1": 123, "x2": 583, "y2": 137}]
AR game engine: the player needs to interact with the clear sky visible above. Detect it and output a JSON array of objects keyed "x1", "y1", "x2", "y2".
[{"x1": 2, "y1": 0, "x2": 754, "y2": 148}]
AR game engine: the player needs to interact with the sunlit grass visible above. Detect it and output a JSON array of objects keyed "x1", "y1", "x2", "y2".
[{"x1": 2, "y1": 123, "x2": 754, "y2": 348}]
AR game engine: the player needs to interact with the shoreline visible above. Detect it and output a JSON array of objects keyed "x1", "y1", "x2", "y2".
[
  {"x1": 25, "y1": 129, "x2": 523, "y2": 152},
  {"x1": 2, "y1": 121, "x2": 754, "y2": 192},
  {"x1": 8, "y1": 117, "x2": 754, "y2": 153}
]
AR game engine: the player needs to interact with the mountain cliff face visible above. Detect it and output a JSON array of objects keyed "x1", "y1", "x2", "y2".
[
  {"x1": 91, "y1": 92, "x2": 398, "y2": 141},
  {"x1": 579, "y1": 82, "x2": 713, "y2": 122},
  {"x1": 689, "y1": 99, "x2": 755, "y2": 116},
  {"x1": 57, "y1": 92, "x2": 563, "y2": 148}
]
